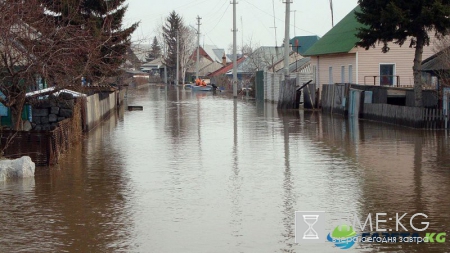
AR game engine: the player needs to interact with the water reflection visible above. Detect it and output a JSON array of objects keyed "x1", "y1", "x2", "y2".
[
  {"x1": 1, "y1": 86, "x2": 450, "y2": 252},
  {"x1": 230, "y1": 99, "x2": 243, "y2": 245},
  {"x1": 279, "y1": 110, "x2": 299, "y2": 253}
]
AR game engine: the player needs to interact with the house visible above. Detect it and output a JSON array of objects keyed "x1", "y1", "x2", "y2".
[
  {"x1": 275, "y1": 57, "x2": 312, "y2": 75},
  {"x1": 191, "y1": 45, "x2": 230, "y2": 64},
  {"x1": 233, "y1": 46, "x2": 286, "y2": 77},
  {"x1": 140, "y1": 57, "x2": 164, "y2": 76},
  {"x1": 303, "y1": 5, "x2": 438, "y2": 87},
  {"x1": 422, "y1": 48, "x2": 450, "y2": 87},
  {"x1": 130, "y1": 43, "x2": 152, "y2": 63},
  {"x1": 290, "y1": 35, "x2": 321, "y2": 55},
  {"x1": 187, "y1": 45, "x2": 229, "y2": 81},
  {"x1": 208, "y1": 56, "x2": 247, "y2": 78},
  {"x1": 207, "y1": 56, "x2": 247, "y2": 88},
  {"x1": 268, "y1": 51, "x2": 305, "y2": 73}
]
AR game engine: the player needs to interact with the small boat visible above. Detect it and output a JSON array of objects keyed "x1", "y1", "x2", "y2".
[{"x1": 191, "y1": 85, "x2": 213, "y2": 91}]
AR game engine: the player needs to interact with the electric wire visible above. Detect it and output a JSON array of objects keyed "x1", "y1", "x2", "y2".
[
  {"x1": 204, "y1": 3, "x2": 230, "y2": 35},
  {"x1": 241, "y1": 0, "x2": 315, "y2": 35}
]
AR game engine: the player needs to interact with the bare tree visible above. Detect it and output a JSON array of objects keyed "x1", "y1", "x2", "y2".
[
  {"x1": 179, "y1": 26, "x2": 196, "y2": 84},
  {"x1": 0, "y1": 0, "x2": 132, "y2": 130}
]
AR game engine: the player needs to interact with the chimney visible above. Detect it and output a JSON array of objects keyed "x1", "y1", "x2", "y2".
[{"x1": 222, "y1": 53, "x2": 227, "y2": 66}]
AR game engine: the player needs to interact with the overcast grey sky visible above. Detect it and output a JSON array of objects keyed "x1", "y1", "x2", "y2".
[{"x1": 124, "y1": 0, "x2": 358, "y2": 51}]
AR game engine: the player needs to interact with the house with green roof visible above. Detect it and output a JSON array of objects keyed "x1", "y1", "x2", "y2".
[
  {"x1": 290, "y1": 35, "x2": 320, "y2": 56},
  {"x1": 304, "y1": 5, "x2": 438, "y2": 87}
]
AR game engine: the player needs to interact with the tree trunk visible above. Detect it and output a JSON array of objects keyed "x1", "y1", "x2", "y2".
[
  {"x1": 10, "y1": 95, "x2": 26, "y2": 131},
  {"x1": 277, "y1": 78, "x2": 297, "y2": 109},
  {"x1": 181, "y1": 64, "x2": 186, "y2": 85},
  {"x1": 413, "y1": 36, "x2": 424, "y2": 107}
]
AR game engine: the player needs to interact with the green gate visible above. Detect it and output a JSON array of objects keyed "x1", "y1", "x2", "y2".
[{"x1": 255, "y1": 71, "x2": 264, "y2": 101}]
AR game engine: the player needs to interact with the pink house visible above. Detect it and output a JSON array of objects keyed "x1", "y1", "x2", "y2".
[{"x1": 304, "y1": 6, "x2": 438, "y2": 87}]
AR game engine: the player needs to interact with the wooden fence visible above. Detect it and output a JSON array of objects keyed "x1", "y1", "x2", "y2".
[
  {"x1": 0, "y1": 99, "x2": 83, "y2": 166},
  {"x1": 363, "y1": 104, "x2": 446, "y2": 129},
  {"x1": 321, "y1": 84, "x2": 350, "y2": 115}
]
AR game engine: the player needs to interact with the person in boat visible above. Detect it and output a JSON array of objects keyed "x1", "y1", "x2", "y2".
[
  {"x1": 195, "y1": 78, "x2": 201, "y2": 86},
  {"x1": 201, "y1": 79, "x2": 206, "y2": 87}
]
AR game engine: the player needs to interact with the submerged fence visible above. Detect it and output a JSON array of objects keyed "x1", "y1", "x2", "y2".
[
  {"x1": 363, "y1": 104, "x2": 445, "y2": 129},
  {"x1": 263, "y1": 71, "x2": 315, "y2": 104},
  {"x1": 321, "y1": 84, "x2": 447, "y2": 129},
  {"x1": 321, "y1": 84, "x2": 350, "y2": 115},
  {"x1": 0, "y1": 99, "x2": 83, "y2": 166}
]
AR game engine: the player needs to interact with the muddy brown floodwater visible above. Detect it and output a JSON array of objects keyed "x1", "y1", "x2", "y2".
[{"x1": 1, "y1": 85, "x2": 450, "y2": 252}]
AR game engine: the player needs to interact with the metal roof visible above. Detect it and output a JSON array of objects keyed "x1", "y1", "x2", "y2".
[
  {"x1": 303, "y1": 6, "x2": 363, "y2": 56},
  {"x1": 422, "y1": 49, "x2": 450, "y2": 72}
]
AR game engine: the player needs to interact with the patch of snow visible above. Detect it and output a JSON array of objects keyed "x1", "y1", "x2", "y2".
[{"x1": 0, "y1": 156, "x2": 35, "y2": 181}]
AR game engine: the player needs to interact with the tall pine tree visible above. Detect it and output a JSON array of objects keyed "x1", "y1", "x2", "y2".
[
  {"x1": 162, "y1": 11, "x2": 184, "y2": 82},
  {"x1": 355, "y1": 0, "x2": 450, "y2": 107},
  {"x1": 41, "y1": 0, "x2": 138, "y2": 82},
  {"x1": 146, "y1": 36, "x2": 161, "y2": 62}
]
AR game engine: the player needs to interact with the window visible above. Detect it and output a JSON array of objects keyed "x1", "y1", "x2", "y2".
[
  {"x1": 380, "y1": 64, "x2": 395, "y2": 86},
  {"x1": 341, "y1": 66, "x2": 345, "y2": 83},
  {"x1": 349, "y1": 65, "x2": 353, "y2": 83},
  {"x1": 329, "y1": 67, "x2": 333, "y2": 84}
]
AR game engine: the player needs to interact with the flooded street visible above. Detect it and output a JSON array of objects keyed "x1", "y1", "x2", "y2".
[{"x1": 1, "y1": 85, "x2": 450, "y2": 252}]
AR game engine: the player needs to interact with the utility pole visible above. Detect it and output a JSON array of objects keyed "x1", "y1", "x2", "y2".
[
  {"x1": 176, "y1": 30, "x2": 179, "y2": 85},
  {"x1": 196, "y1": 15, "x2": 201, "y2": 80},
  {"x1": 241, "y1": 16, "x2": 244, "y2": 55},
  {"x1": 163, "y1": 40, "x2": 167, "y2": 85},
  {"x1": 164, "y1": 57, "x2": 167, "y2": 85},
  {"x1": 329, "y1": 0, "x2": 334, "y2": 27},
  {"x1": 271, "y1": 0, "x2": 277, "y2": 48},
  {"x1": 283, "y1": 0, "x2": 291, "y2": 78},
  {"x1": 232, "y1": 0, "x2": 238, "y2": 97},
  {"x1": 291, "y1": 10, "x2": 296, "y2": 37}
]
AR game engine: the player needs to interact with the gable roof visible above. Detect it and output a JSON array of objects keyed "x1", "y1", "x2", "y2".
[
  {"x1": 275, "y1": 57, "x2": 311, "y2": 73},
  {"x1": 130, "y1": 44, "x2": 151, "y2": 62},
  {"x1": 203, "y1": 45, "x2": 230, "y2": 63},
  {"x1": 208, "y1": 56, "x2": 247, "y2": 77},
  {"x1": 268, "y1": 51, "x2": 303, "y2": 72},
  {"x1": 422, "y1": 48, "x2": 450, "y2": 72},
  {"x1": 290, "y1": 36, "x2": 320, "y2": 55},
  {"x1": 303, "y1": 6, "x2": 362, "y2": 56},
  {"x1": 237, "y1": 46, "x2": 286, "y2": 73}
]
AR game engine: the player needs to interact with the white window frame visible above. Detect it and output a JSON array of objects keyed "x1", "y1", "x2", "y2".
[{"x1": 379, "y1": 63, "x2": 396, "y2": 86}]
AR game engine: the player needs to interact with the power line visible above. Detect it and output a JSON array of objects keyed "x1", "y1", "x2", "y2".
[
  {"x1": 202, "y1": 0, "x2": 228, "y2": 23},
  {"x1": 245, "y1": 4, "x2": 273, "y2": 38},
  {"x1": 241, "y1": 0, "x2": 315, "y2": 35},
  {"x1": 205, "y1": 4, "x2": 230, "y2": 34}
]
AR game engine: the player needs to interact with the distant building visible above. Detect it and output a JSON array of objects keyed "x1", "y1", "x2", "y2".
[
  {"x1": 290, "y1": 35, "x2": 321, "y2": 55},
  {"x1": 187, "y1": 45, "x2": 230, "y2": 81},
  {"x1": 130, "y1": 44, "x2": 152, "y2": 63},
  {"x1": 140, "y1": 57, "x2": 164, "y2": 76}
]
